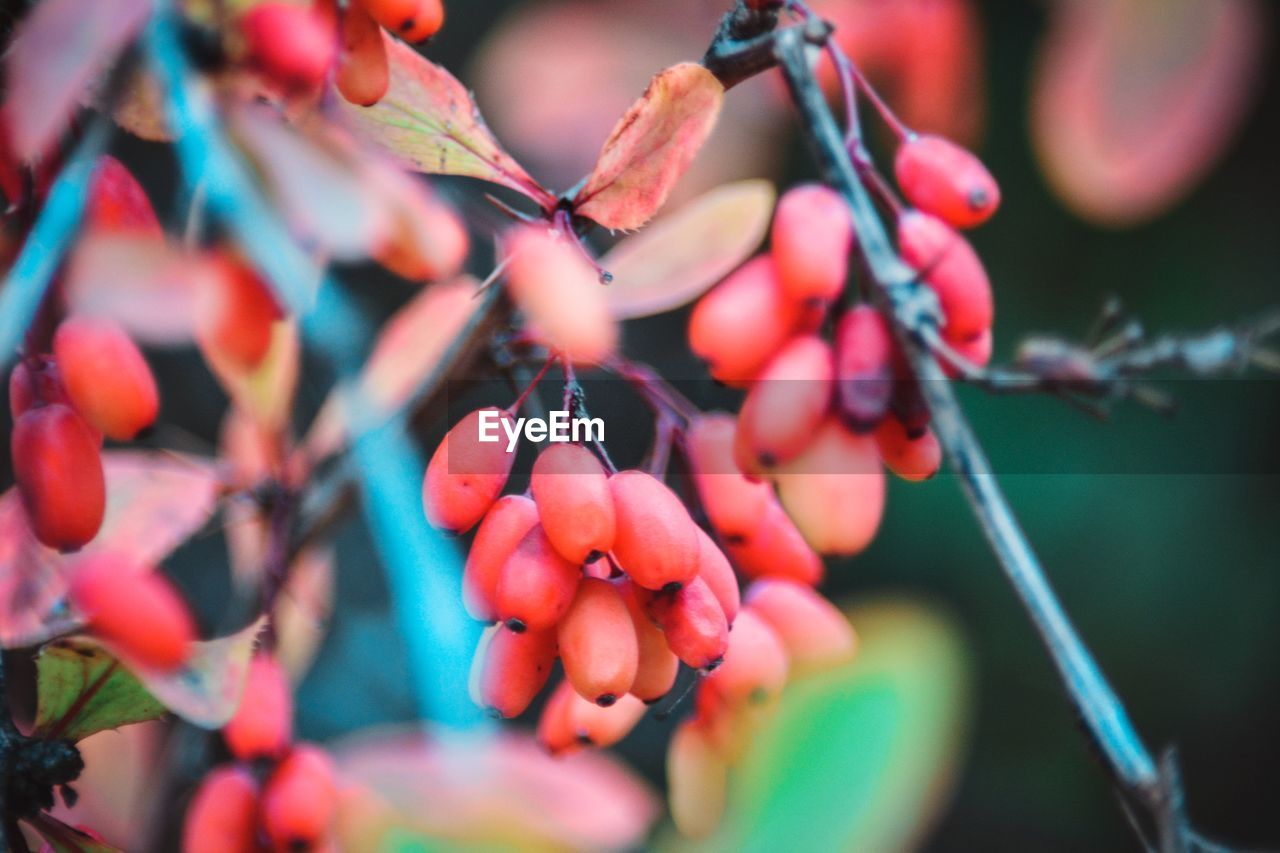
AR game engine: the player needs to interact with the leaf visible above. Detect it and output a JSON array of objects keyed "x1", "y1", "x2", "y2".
[
  {"x1": 202, "y1": 317, "x2": 301, "y2": 433},
  {"x1": 572, "y1": 63, "x2": 725, "y2": 230},
  {"x1": 136, "y1": 616, "x2": 266, "y2": 728},
  {"x1": 25, "y1": 812, "x2": 122, "y2": 853},
  {"x1": 600, "y1": 179, "x2": 775, "y2": 319},
  {"x1": 304, "y1": 276, "x2": 481, "y2": 459},
  {"x1": 33, "y1": 639, "x2": 167, "y2": 742},
  {"x1": 1031, "y1": 0, "x2": 1267, "y2": 226},
  {"x1": 332, "y1": 726, "x2": 660, "y2": 850},
  {"x1": 334, "y1": 33, "x2": 554, "y2": 207},
  {"x1": 0, "y1": 452, "x2": 222, "y2": 648},
  {"x1": 274, "y1": 546, "x2": 335, "y2": 682},
  {"x1": 1, "y1": 0, "x2": 151, "y2": 161}
]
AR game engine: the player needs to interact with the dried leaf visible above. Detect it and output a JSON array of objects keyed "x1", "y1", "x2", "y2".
[
  {"x1": 33, "y1": 639, "x2": 167, "y2": 742},
  {"x1": 600, "y1": 179, "x2": 775, "y2": 319},
  {"x1": 572, "y1": 63, "x2": 724, "y2": 230},
  {"x1": 2, "y1": 0, "x2": 151, "y2": 161},
  {"x1": 137, "y1": 616, "x2": 266, "y2": 728},
  {"x1": 1031, "y1": 0, "x2": 1267, "y2": 225},
  {"x1": 334, "y1": 33, "x2": 553, "y2": 206},
  {"x1": 274, "y1": 545, "x2": 335, "y2": 682}
]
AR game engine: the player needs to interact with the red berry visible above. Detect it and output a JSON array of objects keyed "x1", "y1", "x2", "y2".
[
  {"x1": 196, "y1": 255, "x2": 284, "y2": 372},
  {"x1": 12, "y1": 405, "x2": 105, "y2": 551},
  {"x1": 693, "y1": 527, "x2": 740, "y2": 626},
  {"x1": 684, "y1": 413, "x2": 771, "y2": 543},
  {"x1": 182, "y1": 766, "x2": 260, "y2": 853},
  {"x1": 84, "y1": 156, "x2": 162, "y2": 238},
  {"x1": 361, "y1": 0, "x2": 444, "y2": 42},
  {"x1": 261, "y1": 744, "x2": 338, "y2": 852},
  {"x1": 736, "y1": 335, "x2": 834, "y2": 468},
  {"x1": 609, "y1": 470, "x2": 700, "y2": 591},
  {"x1": 771, "y1": 184, "x2": 853, "y2": 304},
  {"x1": 943, "y1": 327, "x2": 993, "y2": 378},
  {"x1": 894, "y1": 133, "x2": 1000, "y2": 229},
  {"x1": 898, "y1": 211, "x2": 993, "y2": 342},
  {"x1": 224, "y1": 653, "x2": 292, "y2": 760},
  {"x1": 773, "y1": 419, "x2": 885, "y2": 556},
  {"x1": 558, "y1": 578, "x2": 637, "y2": 705},
  {"x1": 745, "y1": 579, "x2": 857, "y2": 670},
  {"x1": 668, "y1": 719, "x2": 728, "y2": 839},
  {"x1": 875, "y1": 417, "x2": 943, "y2": 482},
  {"x1": 336, "y1": 2, "x2": 390, "y2": 107},
  {"x1": 688, "y1": 256, "x2": 802, "y2": 386},
  {"x1": 422, "y1": 408, "x2": 517, "y2": 533},
  {"x1": 618, "y1": 580, "x2": 679, "y2": 703},
  {"x1": 706, "y1": 608, "x2": 789, "y2": 705},
  {"x1": 646, "y1": 576, "x2": 728, "y2": 671},
  {"x1": 477, "y1": 625, "x2": 558, "y2": 718},
  {"x1": 68, "y1": 554, "x2": 195, "y2": 671},
  {"x1": 240, "y1": 3, "x2": 335, "y2": 93},
  {"x1": 494, "y1": 525, "x2": 581, "y2": 632},
  {"x1": 9, "y1": 359, "x2": 94, "y2": 440},
  {"x1": 463, "y1": 495, "x2": 538, "y2": 622},
  {"x1": 725, "y1": 500, "x2": 823, "y2": 586},
  {"x1": 53, "y1": 316, "x2": 159, "y2": 441},
  {"x1": 530, "y1": 444, "x2": 616, "y2": 564},
  {"x1": 536, "y1": 677, "x2": 580, "y2": 755},
  {"x1": 834, "y1": 306, "x2": 894, "y2": 432}
]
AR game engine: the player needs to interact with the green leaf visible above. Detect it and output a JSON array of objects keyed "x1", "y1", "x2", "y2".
[
  {"x1": 661, "y1": 597, "x2": 970, "y2": 851},
  {"x1": 32, "y1": 639, "x2": 167, "y2": 742}
]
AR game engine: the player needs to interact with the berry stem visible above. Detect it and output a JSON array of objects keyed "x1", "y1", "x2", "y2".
[{"x1": 507, "y1": 354, "x2": 555, "y2": 416}]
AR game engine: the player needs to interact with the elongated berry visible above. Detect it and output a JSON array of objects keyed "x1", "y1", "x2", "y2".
[
  {"x1": 361, "y1": 0, "x2": 445, "y2": 42},
  {"x1": 668, "y1": 720, "x2": 728, "y2": 839},
  {"x1": 536, "y1": 677, "x2": 580, "y2": 755},
  {"x1": 558, "y1": 578, "x2": 637, "y2": 705},
  {"x1": 609, "y1": 470, "x2": 700, "y2": 591},
  {"x1": 943, "y1": 327, "x2": 993, "y2": 378},
  {"x1": 736, "y1": 335, "x2": 834, "y2": 467},
  {"x1": 725, "y1": 500, "x2": 823, "y2": 586},
  {"x1": 875, "y1": 417, "x2": 942, "y2": 482},
  {"x1": 898, "y1": 210, "x2": 993, "y2": 341},
  {"x1": 9, "y1": 359, "x2": 100, "y2": 443},
  {"x1": 684, "y1": 413, "x2": 771, "y2": 543},
  {"x1": 688, "y1": 256, "x2": 802, "y2": 386},
  {"x1": 196, "y1": 255, "x2": 284, "y2": 372},
  {"x1": 495, "y1": 525, "x2": 581, "y2": 632},
  {"x1": 13, "y1": 405, "x2": 105, "y2": 551},
  {"x1": 463, "y1": 495, "x2": 538, "y2": 622},
  {"x1": 336, "y1": 1, "x2": 390, "y2": 107},
  {"x1": 224, "y1": 653, "x2": 292, "y2": 760},
  {"x1": 564, "y1": 684, "x2": 646, "y2": 748},
  {"x1": 706, "y1": 609, "x2": 789, "y2": 705},
  {"x1": 774, "y1": 419, "x2": 885, "y2": 556},
  {"x1": 84, "y1": 156, "x2": 161, "y2": 238},
  {"x1": 53, "y1": 317, "x2": 159, "y2": 440},
  {"x1": 505, "y1": 225, "x2": 616, "y2": 362},
  {"x1": 694, "y1": 528, "x2": 739, "y2": 626},
  {"x1": 240, "y1": 3, "x2": 335, "y2": 93},
  {"x1": 262, "y1": 744, "x2": 338, "y2": 852},
  {"x1": 531, "y1": 444, "x2": 616, "y2": 564},
  {"x1": 895, "y1": 133, "x2": 1000, "y2": 229},
  {"x1": 771, "y1": 184, "x2": 853, "y2": 303},
  {"x1": 745, "y1": 579, "x2": 856, "y2": 670},
  {"x1": 182, "y1": 766, "x2": 259, "y2": 853},
  {"x1": 477, "y1": 625, "x2": 558, "y2": 718},
  {"x1": 68, "y1": 554, "x2": 195, "y2": 671},
  {"x1": 834, "y1": 306, "x2": 894, "y2": 431},
  {"x1": 422, "y1": 408, "x2": 517, "y2": 533},
  {"x1": 646, "y1": 576, "x2": 728, "y2": 671},
  {"x1": 618, "y1": 580, "x2": 679, "y2": 703}
]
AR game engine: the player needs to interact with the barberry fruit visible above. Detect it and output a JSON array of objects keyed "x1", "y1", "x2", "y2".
[
  {"x1": 53, "y1": 316, "x2": 159, "y2": 441},
  {"x1": 688, "y1": 256, "x2": 801, "y2": 386},
  {"x1": 770, "y1": 183, "x2": 853, "y2": 304},
  {"x1": 646, "y1": 576, "x2": 729, "y2": 671},
  {"x1": 609, "y1": 470, "x2": 700, "y2": 591},
  {"x1": 668, "y1": 719, "x2": 728, "y2": 840},
  {"x1": 12, "y1": 405, "x2": 105, "y2": 551},
  {"x1": 744, "y1": 579, "x2": 857, "y2": 670},
  {"x1": 898, "y1": 210, "x2": 993, "y2": 342},
  {"x1": 84, "y1": 156, "x2": 162, "y2": 238},
  {"x1": 477, "y1": 625, "x2": 558, "y2": 718},
  {"x1": 834, "y1": 305, "x2": 894, "y2": 432},
  {"x1": 422, "y1": 408, "x2": 517, "y2": 533},
  {"x1": 336, "y1": 2, "x2": 390, "y2": 107},
  {"x1": 463, "y1": 495, "x2": 538, "y2": 622},
  {"x1": 618, "y1": 580, "x2": 679, "y2": 703},
  {"x1": 736, "y1": 335, "x2": 834, "y2": 467},
  {"x1": 684, "y1": 413, "x2": 771, "y2": 543},
  {"x1": 558, "y1": 578, "x2": 637, "y2": 705},
  {"x1": 552, "y1": 681, "x2": 646, "y2": 749},
  {"x1": 196, "y1": 255, "x2": 284, "y2": 372},
  {"x1": 706, "y1": 608, "x2": 789, "y2": 705},
  {"x1": 725, "y1": 500, "x2": 824, "y2": 586},
  {"x1": 875, "y1": 417, "x2": 942, "y2": 481},
  {"x1": 68, "y1": 554, "x2": 195, "y2": 671},
  {"x1": 494, "y1": 525, "x2": 581, "y2": 632},
  {"x1": 223, "y1": 653, "x2": 292, "y2": 760},
  {"x1": 693, "y1": 527, "x2": 740, "y2": 625},
  {"x1": 361, "y1": 0, "x2": 445, "y2": 42},
  {"x1": 182, "y1": 765, "x2": 260, "y2": 853},
  {"x1": 240, "y1": 3, "x2": 335, "y2": 93},
  {"x1": 261, "y1": 744, "x2": 338, "y2": 852},
  {"x1": 530, "y1": 444, "x2": 616, "y2": 564},
  {"x1": 895, "y1": 133, "x2": 1000, "y2": 229}
]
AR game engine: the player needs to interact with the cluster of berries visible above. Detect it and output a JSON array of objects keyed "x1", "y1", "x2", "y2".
[
  {"x1": 239, "y1": 0, "x2": 446, "y2": 104},
  {"x1": 184, "y1": 653, "x2": 339, "y2": 852}
]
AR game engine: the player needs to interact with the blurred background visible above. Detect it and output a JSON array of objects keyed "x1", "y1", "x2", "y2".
[{"x1": 4, "y1": 0, "x2": 1280, "y2": 849}]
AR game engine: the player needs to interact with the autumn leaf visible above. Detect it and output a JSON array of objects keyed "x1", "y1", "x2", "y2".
[
  {"x1": 25, "y1": 813, "x2": 122, "y2": 853},
  {"x1": 334, "y1": 33, "x2": 554, "y2": 207},
  {"x1": 201, "y1": 317, "x2": 301, "y2": 433},
  {"x1": 33, "y1": 639, "x2": 168, "y2": 742},
  {"x1": 600, "y1": 179, "x2": 775, "y2": 319},
  {"x1": 572, "y1": 63, "x2": 725, "y2": 230},
  {"x1": 136, "y1": 616, "x2": 266, "y2": 728}
]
